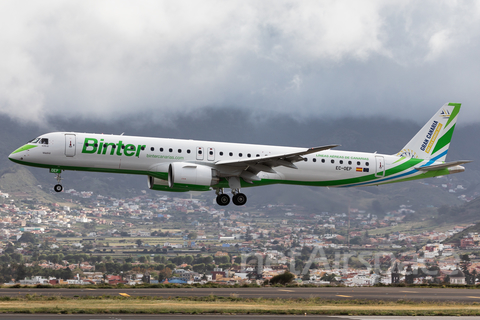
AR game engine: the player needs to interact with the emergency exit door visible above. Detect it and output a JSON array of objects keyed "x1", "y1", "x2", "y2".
[
  {"x1": 196, "y1": 147, "x2": 204, "y2": 160},
  {"x1": 65, "y1": 134, "x2": 76, "y2": 157},
  {"x1": 207, "y1": 147, "x2": 215, "y2": 161}
]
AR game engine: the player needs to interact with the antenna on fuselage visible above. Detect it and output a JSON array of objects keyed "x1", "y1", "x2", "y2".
[{"x1": 121, "y1": 132, "x2": 125, "y2": 136}]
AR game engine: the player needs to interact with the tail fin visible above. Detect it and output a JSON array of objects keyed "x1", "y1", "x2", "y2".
[{"x1": 396, "y1": 103, "x2": 461, "y2": 161}]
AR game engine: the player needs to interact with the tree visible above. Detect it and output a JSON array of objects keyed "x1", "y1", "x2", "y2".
[
  {"x1": 83, "y1": 221, "x2": 96, "y2": 230},
  {"x1": 136, "y1": 239, "x2": 143, "y2": 247},
  {"x1": 270, "y1": 270, "x2": 295, "y2": 285},
  {"x1": 138, "y1": 256, "x2": 149, "y2": 263},
  {"x1": 184, "y1": 255, "x2": 194, "y2": 265},
  {"x1": 18, "y1": 232, "x2": 36, "y2": 243},
  {"x1": 460, "y1": 254, "x2": 474, "y2": 284},
  {"x1": 187, "y1": 232, "x2": 197, "y2": 240},
  {"x1": 193, "y1": 263, "x2": 206, "y2": 273},
  {"x1": 320, "y1": 273, "x2": 337, "y2": 282}
]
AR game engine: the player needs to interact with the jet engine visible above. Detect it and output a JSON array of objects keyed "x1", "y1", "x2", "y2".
[{"x1": 168, "y1": 162, "x2": 219, "y2": 189}]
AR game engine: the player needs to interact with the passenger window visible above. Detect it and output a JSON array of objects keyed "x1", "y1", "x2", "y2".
[
  {"x1": 304, "y1": 158, "x2": 308, "y2": 162},
  {"x1": 169, "y1": 148, "x2": 173, "y2": 152},
  {"x1": 256, "y1": 154, "x2": 260, "y2": 157},
  {"x1": 321, "y1": 159, "x2": 325, "y2": 163},
  {"x1": 357, "y1": 161, "x2": 361, "y2": 165},
  {"x1": 229, "y1": 152, "x2": 233, "y2": 156},
  {"x1": 331, "y1": 159, "x2": 335, "y2": 164},
  {"x1": 220, "y1": 152, "x2": 224, "y2": 156},
  {"x1": 209, "y1": 151, "x2": 213, "y2": 155},
  {"x1": 348, "y1": 161, "x2": 352, "y2": 165},
  {"x1": 313, "y1": 158, "x2": 316, "y2": 162},
  {"x1": 187, "y1": 149, "x2": 190, "y2": 154},
  {"x1": 239, "y1": 153, "x2": 243, "y2": 157},
  {"x1": 178, "y1": 149, "x2": 182, "y2": 153},
  {"x1": 160, "y1": 148, "x2": 164, "y2": 152},
  {"x1": 247, "y1": 154, "x2": 251, "y2": 158},
  {"x1": 198, "y1": 150, "x2": 202, "y2": 154},
  {"x1": 150, "y1": 147, "x2": 154, "y2": 151},
  {"x1": 339, "y1": 160, "x2": 343, "y2": 164},
  {"x1": 366, "y1": 162, "x2": 369, "y2": 166}
]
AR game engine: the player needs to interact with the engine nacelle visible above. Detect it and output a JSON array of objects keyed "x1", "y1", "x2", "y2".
[
  {"x1": 168, "y1": 162, "x2": 219, "y2": 190},
  {"x1": 148, "y1": 176, "x2": 189, "y2": 192}
]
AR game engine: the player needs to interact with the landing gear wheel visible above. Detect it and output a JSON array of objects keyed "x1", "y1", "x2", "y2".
[
  {"x1": 216, "y1": 194, "x2": 230, "y2": 206},
  {"x1": 54, "y1": 184, "x2": 63, "y2": 193},
  {"x1": 232, "y1": 193, "x2": 247, "y2": 206}
]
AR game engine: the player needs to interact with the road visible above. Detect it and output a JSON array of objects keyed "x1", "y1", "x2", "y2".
[{"x1": 1, "y1": 286, "x2": 480, "y2": 302}]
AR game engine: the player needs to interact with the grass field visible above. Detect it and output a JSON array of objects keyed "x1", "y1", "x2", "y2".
[{"x1": 1, "y1": 296, "x2": 480, "y2": 315}]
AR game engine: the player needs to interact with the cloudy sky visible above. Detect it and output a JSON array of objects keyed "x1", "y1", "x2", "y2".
[{"x1": 1, "y1": 0, "x2": 480, "y2": 125}]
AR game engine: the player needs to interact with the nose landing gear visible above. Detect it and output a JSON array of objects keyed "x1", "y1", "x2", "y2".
[
  {"x1": 51, "y1": 170, "x2": 63, "y2": 193},
  {"x1": 54, "y1": 184, "x2": 63, "y2": 193}
]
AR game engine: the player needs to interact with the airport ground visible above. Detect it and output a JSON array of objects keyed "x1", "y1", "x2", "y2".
[
  {"x1": 1, "y1": 287, "x2": 480, "y2": 317},
  {"x1": 1, "y1": 286, "x2": 480, "y2": 302}
]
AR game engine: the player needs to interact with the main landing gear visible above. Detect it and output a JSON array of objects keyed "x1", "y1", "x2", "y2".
[{"x1": 215, "y1": 188, "x2": 247, "y2": 206}]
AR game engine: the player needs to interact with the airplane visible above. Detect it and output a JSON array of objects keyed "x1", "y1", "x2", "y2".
[{"x1": 8, "y1": 103, "x2": 471, "y2": 206}]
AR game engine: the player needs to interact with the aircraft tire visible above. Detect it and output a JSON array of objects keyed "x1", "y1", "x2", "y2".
[
  {"x1": 232, "y1": 193, "x2": 247, "y2": 206},
  {"x1": 54, "y1": 184, "x2": 63, "y2": 193},
  {"x1": 216, "y1": 194, "x2": 230, "y2": 206}
]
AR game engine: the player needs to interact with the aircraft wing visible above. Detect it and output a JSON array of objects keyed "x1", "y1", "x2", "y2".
[
  {"x1": 215, "y1": 144, "x2": 340, "y2": 174},
  {"x1": 415, "y1": 160, "x2": 473, "y2": 171}
]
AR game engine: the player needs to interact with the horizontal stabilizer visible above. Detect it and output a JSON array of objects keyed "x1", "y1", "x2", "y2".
[{"x1": 415, "y1": 160, "x2": 472, "y2": 171}]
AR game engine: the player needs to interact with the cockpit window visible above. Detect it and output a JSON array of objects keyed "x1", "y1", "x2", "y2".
[
  {"x1": 40, "y1": 138, "x2": 49, "y2": 144},
  {"x1": 28, "y1": 138, "x2": 41, "y2": 144}
]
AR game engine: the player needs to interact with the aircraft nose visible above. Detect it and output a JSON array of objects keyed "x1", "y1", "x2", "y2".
[
  {"x1": 8, "y1": 144, "x2": 34, "y2": 163},
  {"x1": 8, "y1": 150, "x2": 22, "y2": 162}
]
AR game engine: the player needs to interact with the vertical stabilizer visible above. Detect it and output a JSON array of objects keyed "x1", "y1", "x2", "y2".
[{"x1": 397, "y1": 103, "x2": 461, "y2": 161}]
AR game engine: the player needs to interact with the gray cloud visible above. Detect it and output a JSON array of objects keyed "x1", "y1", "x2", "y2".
[{"x1": 1, "y1": 0, "x2": 480, "y2": 124}]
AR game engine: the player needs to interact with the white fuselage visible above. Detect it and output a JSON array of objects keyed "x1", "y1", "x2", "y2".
[{"x1": 8, "y1": 131, "x2": 441, "y2": 189}]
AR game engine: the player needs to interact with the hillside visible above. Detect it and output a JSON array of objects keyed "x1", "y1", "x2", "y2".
[
  {"x1": 441, "y1": 198, "x2": 480, "y2": 244},
  {"x1": 0, "y1": 166, "x2": 58, "y2": 203}
]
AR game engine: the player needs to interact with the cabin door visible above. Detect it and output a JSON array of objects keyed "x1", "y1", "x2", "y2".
[
  {"x1": 65, "y1": 134, "x2": 76, "y2": 157},
  {"x1": 375, "y1": 156, "x2": 385, "y2": 177}
]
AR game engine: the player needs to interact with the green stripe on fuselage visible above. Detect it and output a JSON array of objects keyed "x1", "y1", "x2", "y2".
[
  {"x1": 10, "y1": 155, "x2": 425, "y2": 190},
  {"x1": 11, "y1": 144, "x2": 37, "y2": 154}
]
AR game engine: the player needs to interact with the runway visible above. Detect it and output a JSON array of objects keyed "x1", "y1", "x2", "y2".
[
  {"x1": 0, "y1": 315, "x2": 480, "y2": 320},
  {"x1": 1, "y1": 286, "x2": 479, "y2": 302}
]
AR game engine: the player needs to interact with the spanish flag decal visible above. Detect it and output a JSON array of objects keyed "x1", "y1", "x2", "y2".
[{"x1": 356, "y1": 167, "x2": 363, "y2": 172}]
